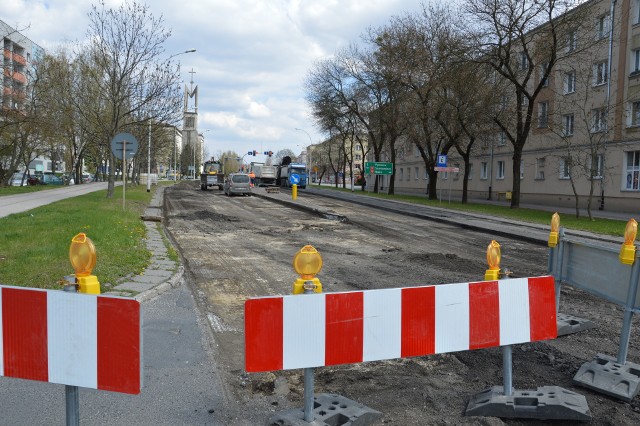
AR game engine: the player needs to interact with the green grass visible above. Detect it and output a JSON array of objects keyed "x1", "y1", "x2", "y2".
[
  {"x1": 0, "y1": 184, "x2": 156, "y2": 290},
  {"x1": 319, "y1": 185, "x2": 629, "y2": 237}
]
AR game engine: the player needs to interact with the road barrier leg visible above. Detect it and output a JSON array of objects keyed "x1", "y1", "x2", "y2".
[
  {"x1": 466, "y1": 242, "x2": 591, "y2": 421},
  {"x1": 266, "y1": 247, "x2": 382, "y2": 425},
  {"x1": 573, "y1": 259, "x2": 640, "y2": 402}
]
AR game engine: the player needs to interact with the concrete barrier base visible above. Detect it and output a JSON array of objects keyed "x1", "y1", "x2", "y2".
[
  {"x1": 573, "y1": 353, "x2": 640, "y2": 402},
  {"x1": 557, "y1": 312, "x2": 596, "y2": 336},
  {"x1": 266, "y1": 393, "x2": 381, "y2": 426},
  {"x1": 465, "y1": 385, "x2": 591, "y2": 421}
]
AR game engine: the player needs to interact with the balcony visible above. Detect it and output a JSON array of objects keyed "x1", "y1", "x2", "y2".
[
  {"x1": 3, "y1": 49, "x2": 10, "y2": 60},
  {"x1": 12, "y1": 52, "x2": 26, "y2": 65},
  {"x1": 12, "y1": 71, "x2": 26, "y2": 84}
]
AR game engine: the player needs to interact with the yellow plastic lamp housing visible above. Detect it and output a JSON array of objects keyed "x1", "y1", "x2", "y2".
[
  {"x1": 69, "y1": 233, "x2": 100, "y2": 294},
  {"x1": 485, "y1": 240, "x2": 501, "y2": 281},
  {"x1": 619, "y1": 219, "x2": 638, "y2": 265},
  {"x1": 548, "y1": 212, "x2": 560, "y2": 248},
  {"x1": 292, "y1": 245, "x2": 323, "y2": 294},
  {"x1": 69, "y1": 233, "x2": 96, "y2": 276}
]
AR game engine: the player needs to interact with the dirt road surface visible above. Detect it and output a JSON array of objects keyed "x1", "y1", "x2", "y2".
[{"x1": 163, "y1": 182, "x2": 640, "y2": 425}]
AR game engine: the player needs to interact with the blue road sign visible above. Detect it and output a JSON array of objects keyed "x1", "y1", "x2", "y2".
[
  {"x1": 437, "y1": 154, "x2": 447, "y2": 168},
  {"x1": 289, "y1": 174, "x2": 300, "y2": 185}
]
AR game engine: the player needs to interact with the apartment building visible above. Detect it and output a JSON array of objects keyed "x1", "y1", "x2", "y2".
[
  {"x1": 391, "y1": 0, "x2": 640, "y2": 214},
  {"x1": 1, "y1": 20, "x2": 43, "y2": 112}
]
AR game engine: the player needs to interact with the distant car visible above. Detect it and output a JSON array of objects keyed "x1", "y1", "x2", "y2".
[
  {"x1": 82, "y1": 173, "x2": 92, "y2": 183},
  {"x1": 10, "y1": 173, "x2": 27, "y2": 186},
  {"x1": 40, "y1": 174, "x2": 64, "y2": 185},
  {"x1": 224, "y1": 173, "x2": 252, "y2": 196}
]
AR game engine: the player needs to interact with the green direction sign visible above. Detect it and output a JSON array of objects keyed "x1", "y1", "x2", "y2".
[{"x1": 365, "y1": 162, "x2": 393, "y2": 175}]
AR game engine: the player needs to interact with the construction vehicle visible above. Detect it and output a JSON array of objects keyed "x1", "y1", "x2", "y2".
[
  {"x1": 247, "y1": 162, "x2": 277, "y2": 187},
  {"x1": 200, "y1": 157, "x2": 224, "y2": 190},
  {"x1": 277, "y1": 158, "x2": 307, "y2": 189}
]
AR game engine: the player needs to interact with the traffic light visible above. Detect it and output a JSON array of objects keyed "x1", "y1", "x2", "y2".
[
  {"x1": 253, "y1": 150, "x2": 258, "y2": 156},
  {"x1": 248, "y1": 151, "x2": 253, "y2": 155},
  {"x1": 268, "y1": 151, "x2": 273, "y2": 157}
]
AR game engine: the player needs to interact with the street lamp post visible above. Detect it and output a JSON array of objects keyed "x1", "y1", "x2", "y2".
[
  {"x1": 295, "y1": 128, "x2": 316, "y2": 183},
  {"x1": 147, "y1": 121, "x2": 152, "y2": 192}
]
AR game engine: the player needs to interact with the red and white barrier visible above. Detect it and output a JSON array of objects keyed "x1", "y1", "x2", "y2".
[
  {"x1": 245, "y1": 276, "x2": 556, "y2": 373},
  {"x1": 0, "y1": 285, "x2": 141, "y2": 394}
]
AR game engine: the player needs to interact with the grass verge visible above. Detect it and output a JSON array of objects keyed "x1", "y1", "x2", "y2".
[
  {"x1": 0, "y1": 184, "x2": 155, "y2": 290},
  {"x1": 317, "y1": 185, "x2": 630, "y2": 236}
]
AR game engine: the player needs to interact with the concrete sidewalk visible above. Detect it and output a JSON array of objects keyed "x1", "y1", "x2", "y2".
[{"x1": 105, "y1": 186, "x2": 183, "y2": 301}]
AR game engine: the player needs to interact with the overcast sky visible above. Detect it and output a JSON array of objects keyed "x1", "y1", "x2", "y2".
[{"x1": 3, "y1": 0, "x2": 425, "y2": 161}]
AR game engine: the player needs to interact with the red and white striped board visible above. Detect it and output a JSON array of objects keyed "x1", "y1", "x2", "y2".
[
  {"x1": 245, "y1": 276, "x2": 556, "y2": 373},
  {"x1": 0, "y1": 285, "x2": 142, "y2": 394}
]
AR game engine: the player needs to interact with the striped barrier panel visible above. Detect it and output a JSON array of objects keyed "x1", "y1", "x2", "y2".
[
  {"x1": 245, "y1": 276, "x2": 556, "y2": 372},
  {"x1": 0, "y1": 285, "x2": 142, "y2": 394}
]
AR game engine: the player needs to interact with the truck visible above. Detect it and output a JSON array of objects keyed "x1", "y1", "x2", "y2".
[
  {"x1": 200, "y1": 158, "x2": 224, "y2": 190},
  {"x1": 247, "y1": 162, "x2": 277, "y2": 187},
  {"x1": 277, "y1": 162, "x2": 307, "y2": 189}
]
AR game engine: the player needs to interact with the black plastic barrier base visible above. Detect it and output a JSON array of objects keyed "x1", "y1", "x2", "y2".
[
  {"x1": 557, "y1": 312, "x2": 596, "y2": 337},
  {"x1": 465, "y1": 385, "x2": 591, "y2": 421},
  {"x1": 266, "y1": 393, "x2": 382, "y2": 426},
  {"x1": 573, "y1": 353, "x2": 640, "y2": 402}
]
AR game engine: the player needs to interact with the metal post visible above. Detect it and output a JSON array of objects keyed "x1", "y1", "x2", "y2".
[
  {"x1": 63, "y1": 280, "x2": 80, "y2": 426},
  {"x1": 616, "y1": 257, "x2": 640, "y2": 364},
  {"x1": 554, "y1": 228, "x2": 566, "y2": 313},
  {"x1": 174, "y1": 127, "x2": 177, "y2": 180},
  {"x1": 502, "y1": 273, "x2": 513, "y2": 396},
  {"x1": 122, "y1": 143, "x2": 126, "y2": 211},
  {"x1": 503, "y1": 345, "x2": 513, "y2": 396},
  {"x1": 303, "y1": 281, "x2": 315, "y2": 422},
  {"x1": 147, "y1": 121, "x2": 151, "y2": 192}
]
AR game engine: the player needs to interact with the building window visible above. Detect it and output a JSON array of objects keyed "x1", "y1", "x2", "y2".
[
  {"x1": 632, "y1": 49, "x2": 640, "y2": 74},
  {"x1": 497, "y1": 161, "x2": 505, "y2": 180},
  {"x1": 538, "y1": 101, "x2": 548, "y2": 128},
  {"x1": 540, "y1": 63, "x2": 549, "y2": 87},
  {"x1": 407, "y1": 167, "x2": 411, "y2": 181},
  {"x1": 536, "y1": 157, "x2": 545, "y2": 180},
  {"x1": 497, "y1": 131, "x2": 507, "y2": 146},
  {"x1": 625, "y1": 151, "x2": 640, "y2": 190},
  {"x1": 519, "y1": 52, "x2": 529, "y2": 70},
  {"x1": 559, "y1": 157, "x2": 571, "y2": 179},
  {"x1": 636, "y1": 0, "x2": 640, "y2": 24},
  {"x1": 424, "y1": 168, "x2": 428, "y2": 180},
  {"x1": 566, "y1": 30, "x2": 577, "y2": 52},
  {"x1": 593, "y1": 61, "x2": 608, "y2": 85},
  {"x1": 414, "y1": 167, "x2": 419, "y2": 180},
  {"x1": 467, "y1": 163, "x2": 473, "y2": 180},
  {"x1": 520, "y1": 160, "x2": 525, "y2": 180},
  {"x1": 355, "y1": 145, "x2": 361, "y2": 151},
  {"x1": 480, "y1": 162, "x2": 488, "y2": 180},
  {"x1": 630, "y1": 101, "x2": 640, "y2": 126},
  {"x1": 591, "y1": 154, "x2": 603, "y2": 179},
  {"x1": 592, "y1": 108, "x2": 607, "y2": 132},
  {"x1": 563, "y1": 114, "x2": 574, "y2": 136},
  {"x1": 596, "y1": 14, "x2": 610, "y2": 40},
  {"x1": 563, "y1": 71, "x2": 576, "y2": 94},
  {"x1": 355, "y1": 154, "x2": 361, "y2": 161},
  {"x1": 399, "y1": 168, "x2": 404, "y2": 181}
]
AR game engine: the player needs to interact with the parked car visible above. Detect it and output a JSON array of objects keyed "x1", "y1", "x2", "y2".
[
  {"x1": 223, "y1": 173, "x2": 252, "y2": 196},
  {"x1": 82, "y1": 173, "x2": 93, "y2": 183},
  {"x1": 10, "y1": 173, "x2": 27, "y2": 187},
  {"x1": 40, "y1": 174, "x2": 64, "y2": 185}
]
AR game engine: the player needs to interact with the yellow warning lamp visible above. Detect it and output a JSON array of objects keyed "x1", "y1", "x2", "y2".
[
  {"x1": 619, "y1": 219, "x2": 637, "y2": 265},
  {"x1": 548, "y1": 212, "x2": 560, "y2": 248},
  {"x1": 69, "y1": 233, "x2": 101, "y2": 294},
  {"x1": 485, "y1": 240, "x2": 501, "y2": 281},
  {"x1": 292, "y1": 245, "x2": 323, "y2": 294}
]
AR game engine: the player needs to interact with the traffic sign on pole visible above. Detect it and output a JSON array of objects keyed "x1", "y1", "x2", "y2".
[
  {"x1": 110, "y1": 133, "x2": 139, "y2": 160},
  {"x1": 364, "y1": 162, "x2": 393, "y2": 175}
]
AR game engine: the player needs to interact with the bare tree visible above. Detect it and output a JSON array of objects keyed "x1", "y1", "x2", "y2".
[
  {"x1": 77, "y1": 0, "x2": 184, "y2": 198},
  {"x1": 462, "y1": 0, "x2": 579, "y2": 207}
]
